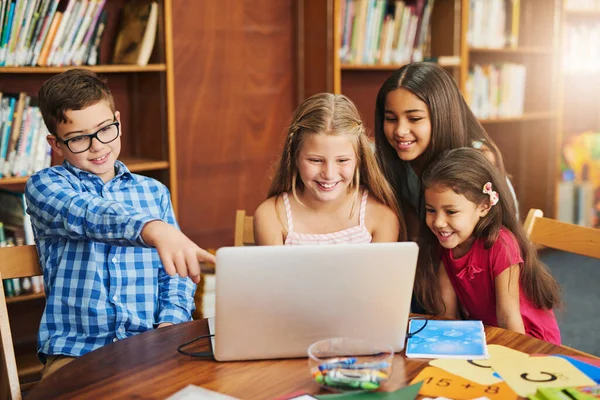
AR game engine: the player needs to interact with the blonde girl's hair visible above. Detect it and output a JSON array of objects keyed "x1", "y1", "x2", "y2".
[
  {"x1": 268, "y1": 93, "x2": 406, "y2": 240},
  {"x1": 415, "y1": 148, "x2": 561, "y2": 314}
]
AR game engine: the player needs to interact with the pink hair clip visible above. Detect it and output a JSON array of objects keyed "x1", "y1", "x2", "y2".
[{"x1": 482, "y1": 182, "x2": 499, "y2": 206}]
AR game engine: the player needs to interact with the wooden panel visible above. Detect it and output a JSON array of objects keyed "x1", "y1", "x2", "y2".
[
  {"x1": 485, "y1": 120, "x2": 556, "y2": 219},
  {"x1": 172, "y1": 0, "x2": 296, "y2": 248},
  {"x1": 340, "y1": 71, "x2": 384, "y2": 138},
  {"x1": 297, "y1": 0, "x2": 334, "y2": 99},
  {"x1": 130, "y1": 73, "x2": 168, "y2": 162},
  {"x1": 430, "y1": 0, "x2": 460, "y2": 57}
]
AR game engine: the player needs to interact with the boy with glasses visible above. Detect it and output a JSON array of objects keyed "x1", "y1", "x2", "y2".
[{"x1": 24, "y1": 69, "x2": 216, "y2": 378}]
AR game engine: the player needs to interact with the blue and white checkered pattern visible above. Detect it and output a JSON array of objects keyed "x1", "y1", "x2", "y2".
[{"x1": 25, "y1": 161, "x2": 196, "y2": 360}]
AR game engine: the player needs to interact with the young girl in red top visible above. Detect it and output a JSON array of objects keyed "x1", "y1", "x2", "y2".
[{"x1": 418, "y1": 147, "x2": 561, "y2": 345}]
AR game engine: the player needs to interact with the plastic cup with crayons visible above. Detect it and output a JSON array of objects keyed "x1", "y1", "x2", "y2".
[{"x1": 307, "y1": 337, "x2": 394, "y2": 392}]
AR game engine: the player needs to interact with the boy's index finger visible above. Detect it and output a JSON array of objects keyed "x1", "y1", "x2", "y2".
[{"x1": 198, "y1": 248, "x2": 216, "y2": 264}]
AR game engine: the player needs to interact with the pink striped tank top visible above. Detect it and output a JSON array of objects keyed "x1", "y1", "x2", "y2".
[{"x1": 283, "y1": 190, "x2": 373, "y2": 245}]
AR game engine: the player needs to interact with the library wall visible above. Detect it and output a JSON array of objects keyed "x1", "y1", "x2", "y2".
[{"x1": 171, "y1": 0, "x2": 297, "y2": 248}]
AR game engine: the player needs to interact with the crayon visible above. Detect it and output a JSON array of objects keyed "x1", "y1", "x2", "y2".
[
  {"x1": 333, "y1": 368, "x2": 389, "y2": 382},
  {"x1": 323, "y1": 372, "x2": 380, "y2": 390},
  {"x1": 317, "y1": 358, "x2": 358, "y2": 371},
  {"x1": 319, "y1": 361, "x2": 391, "y2": 371}
]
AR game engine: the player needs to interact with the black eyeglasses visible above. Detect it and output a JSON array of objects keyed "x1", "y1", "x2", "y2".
[{"x1": 59, "y1": 121, "x2": 120, "y2": 154}]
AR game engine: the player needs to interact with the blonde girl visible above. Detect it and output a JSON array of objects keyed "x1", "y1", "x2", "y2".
[{"x1": 254, "y1": 93, "x2": 405, "y2": 245}]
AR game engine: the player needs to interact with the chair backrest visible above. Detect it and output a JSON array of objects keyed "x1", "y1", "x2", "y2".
[
  {"x1": 523, "y1": 209, "x2": 600, "y2": 259},
  {"x1": 0, "y1": 245, "x2": 43, "y2": 400},
  {"x1": 234, "y1": 210, "x2": 255, "y2": 246}
]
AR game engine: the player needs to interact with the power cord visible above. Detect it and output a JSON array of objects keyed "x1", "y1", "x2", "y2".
[
  {"x1": 177, "y1": 334, "x2": 215, "y2": 358},
  {"x1": 406, "y1": 317, "x2": 429, "y2": 338}
]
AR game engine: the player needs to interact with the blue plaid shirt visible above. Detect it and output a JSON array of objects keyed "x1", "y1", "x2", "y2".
[{"x1": 25, "y1": 161, "x2": 195, "y2": 361}]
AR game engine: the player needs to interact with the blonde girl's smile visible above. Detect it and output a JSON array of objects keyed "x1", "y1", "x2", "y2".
[
  {"x1": 297, "y1": 133, "x2": 357, "y2": 203},
  {"x1": 316, "y1": 181, "x2": 340, "y2": 191}
]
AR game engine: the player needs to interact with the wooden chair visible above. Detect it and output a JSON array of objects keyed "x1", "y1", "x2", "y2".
[
  {"x1": 523, "y1": 209, "x2": 600, "y2": 259},
  {"x1": 234, "y1": 210, "x2": 255, "y2": 246},
  {"x1": 193, "y1": 248, "x2": 217, "y2": 320},
  {"x1": 0, "y1": 245, "x2": 43, "y2": 400}
]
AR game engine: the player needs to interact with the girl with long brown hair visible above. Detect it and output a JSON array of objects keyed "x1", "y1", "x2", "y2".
[
  {"x1": 418, "y1": 148, "x2": 561, "y2": 344},
  {"x1": 374, "y1": 62, "x2": 518, "y2": 242}
]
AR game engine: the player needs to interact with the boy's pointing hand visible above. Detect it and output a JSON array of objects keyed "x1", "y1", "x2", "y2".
[{"x1": 142, "y1": 220, "x2": 216, "y2": 283}]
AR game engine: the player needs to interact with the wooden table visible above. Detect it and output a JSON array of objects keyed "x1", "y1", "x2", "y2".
[{"x1": 27, "y1": 318, "x2": 593, "y2": 400}]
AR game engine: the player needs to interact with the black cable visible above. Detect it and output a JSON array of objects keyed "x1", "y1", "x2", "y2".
[
  {"x1": 406, "y1": 318, "x2": 429, "y2": 338},
  {"x1": 176, "y1": 334, "x2": 215, "y2": 358}
]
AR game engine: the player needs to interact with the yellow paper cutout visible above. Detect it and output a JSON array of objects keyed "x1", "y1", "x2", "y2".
[
  {"x1": 430, "y1": 358, "x2": 502, "y2": 385},
  {"x1": 410, "y1": 366, "x2": 519, "y2": 400},
  {"x1": 487, "y1": 344, "x2": 530, "y2": 360},
  {"x1": 488, "y1": 350, "x2": 596, "y2": 397}
]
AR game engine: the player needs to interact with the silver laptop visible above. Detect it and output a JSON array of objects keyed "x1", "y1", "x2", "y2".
[{"x1": 211, "y1": 242, "x2": 418, "y2": 361}]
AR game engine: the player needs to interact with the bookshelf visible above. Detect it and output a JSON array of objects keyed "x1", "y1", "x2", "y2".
[
  {"x1": 298, "y1": 0, "x2": 560, "y2": 219},
  {"x1": 0, "y1": 0, "x2": 179, "y2": 387},
  {"x1": 555, "y1": 0, "x2": 600, "y2": 227}
]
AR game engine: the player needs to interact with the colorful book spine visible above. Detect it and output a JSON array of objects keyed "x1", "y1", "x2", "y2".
[
  {"x1": 30, "y1": 0, "x2": 59, "y2": 65},
  {"x1": 0, "y1": 1, "x2": 17, "y2": 66}
]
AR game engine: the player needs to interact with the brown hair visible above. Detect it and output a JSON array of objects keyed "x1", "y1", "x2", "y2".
[
  {"x1": 268, "y1": 93, "x2": 405, "y2": 239},
  {"x1": 415, "y1": 148, "x2": 561, "y2": 313},
  {"x1": 38, "y1": 68, "x2": 115, "y2": 135},
  {"x1": 374, "y1": 62, "x2": 506, "y2": 209}
]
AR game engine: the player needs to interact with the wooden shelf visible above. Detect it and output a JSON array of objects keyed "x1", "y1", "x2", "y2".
[
  {"x1": 0, "y1": 175, "x2": 29, "y2": 185},
  {"x1": 0, "y1": 64, "x2": 167, "y2": 74},
  {"x1": 469, "y1": 47, "x2": 553, "y2": 55},
  {"x1": 119, "y1": 157, "x2": 170, "y2": 172},
  {"x1": 6, "y1": 292, "x2": 45, "y2": 304},
  {"x1": 564, "y1": 9, "x2": 600, "y2": 17},
  {"x1": 478, "y1": 112, "x2": 556, "y2": 124},
  {"x1": 341, "y1": 59, "x2": 461, "y2": 70},
  {"x1": 0, "y1": 157, "x2": 170, "y2": 185}
]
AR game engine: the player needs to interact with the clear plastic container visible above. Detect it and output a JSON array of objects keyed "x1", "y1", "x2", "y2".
[{"x1": 307, "y1": 337, "x2": 394, "y2": 392}]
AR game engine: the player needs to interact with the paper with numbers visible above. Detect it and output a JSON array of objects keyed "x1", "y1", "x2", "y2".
[{"x1": 410, "y1": 366, "x2": 518, "y2": 400}]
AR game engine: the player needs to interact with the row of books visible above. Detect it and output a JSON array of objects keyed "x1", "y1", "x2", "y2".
[
  {"x1": 467, "y1": 0, "x2": 520, "y2": 49},
  {"x1": 565, "y1": 0, "x2": 600, "y2": 10},
  {"x1": 338, "y1": 0, "x2": 435, "y2": 66},
  {"x1": 0, "y1": 92, "x2": 52, "y2": 179},
  {"x1": 559, "y1": 131, "x2": 600, "y2": 228},
  {"x1": 563, "y1": 24, "x2": 600, "y2": 73},
  {"x1": 557, "y1": 173, "x2": 597, "y2": 228},
  {"x1": 0, "y1": 0, "x2": 108, "y2": 67},
  {"x1": 465, "y1": 63, "x2": 526, "y2": 120}
]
